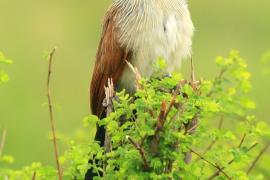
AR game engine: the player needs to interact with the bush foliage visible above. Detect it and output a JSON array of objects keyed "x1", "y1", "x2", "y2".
[{"x1": 0, "y1": 51, "x2": 269, "y2": 180}]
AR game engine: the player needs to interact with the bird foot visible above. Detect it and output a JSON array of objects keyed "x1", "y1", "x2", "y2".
[{"x1": 102, "y1": 78, "x2": 115, "y2": 108}]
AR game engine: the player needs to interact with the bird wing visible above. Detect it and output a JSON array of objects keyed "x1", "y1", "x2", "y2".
[{"x1": 90, "y1": 8, "x2": 130, "y2": 118}]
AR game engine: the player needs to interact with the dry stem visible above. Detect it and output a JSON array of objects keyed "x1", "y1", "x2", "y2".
[
  {"x1": 103, "y1": 78, "x2": 114, "y2": 153},
  {"x1": 32, "y1": 171, "x2": 36, "y2": 180},
  {"x1": 247, "y1": 141, "x2": 270, "y2": 175},
  {"x1": 46, "y1": 47, "x2": 62, "y2": 180},
  {"x1": 0, "y1": 129, "x2": 7, "y2": 157},
  {"x1": 125, "y1": 60, "x2": 142, "y2": 89}
]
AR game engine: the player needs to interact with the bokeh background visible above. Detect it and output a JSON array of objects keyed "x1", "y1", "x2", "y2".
[{"x1": 0, "y1": 0, "x2": 269, "y2": 176}]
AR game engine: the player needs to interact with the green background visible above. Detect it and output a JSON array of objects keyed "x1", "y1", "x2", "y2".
[{"x1": 0, "y1": 0, "x2": 269, "y2": 173}]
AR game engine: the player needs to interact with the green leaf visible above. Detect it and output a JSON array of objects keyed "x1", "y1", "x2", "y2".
[{"x1": 83, "y1": 115, "x2": 99, "y2": 128}]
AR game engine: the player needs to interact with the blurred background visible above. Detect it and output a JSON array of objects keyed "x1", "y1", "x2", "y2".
[{"x1": 0, "y1": 0, "x2": 269, "y2": 175}]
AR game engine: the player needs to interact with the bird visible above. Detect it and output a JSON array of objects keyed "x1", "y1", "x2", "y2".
[
  {"x1": 90, "y1": 0, "x2": 194, "y2": 121},
  {"x1": 88, "y1": 0, "x2": 193, "y2": 178}
]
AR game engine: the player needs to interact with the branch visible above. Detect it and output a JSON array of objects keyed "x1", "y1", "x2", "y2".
[
  {"x1": 164, "y1": 80, "x2": 186, "y2": 120},
  {"x1": 247, "y1": 141, "x2": 270, "y2": 175},
  {"x1": 202, "y1": 117, "x2": 224, "y2": 155},
  {"x1": 103, "y1": 78, "x2": 114, "y2": 162},
  {"x1": 184, "y1": 115, "x2": 199, "y2": 164},
  {"x1": 32, "y1": 171, "x2": 36, "y2": 180},
  {"x1": 208, "y1": 142, "x2": 258, "y2": 180},
  {"x1": 0, "y1": 129, "x2": 7, "y2": 157},
  {"x1": 189, "y1": 57, "x2": 201, "y2": 90},
  {"x1": 151, "y1": 101, "x2": 167, "y2": 153},
  {"x1": 46, "y1": 47, "x2": 62, "y2": 180},
  {"x1": 190, "y1": 57, "x2": 196, "y2": 82},
  {"x1": 125, "y1": 60, "x2": 142, "y2": 90},
  {"x1": 238, "y1": 133, "x2": 247, "y2": 148},
  {"x1": 189, "y1": 148, "x2": 232, "y2": 180},
  {"x1": 126, "y1": 136, "x2": 149, "y2": 170},
  {"x1": 207, "y1": 68, "x2": 226, "y2": 97}
]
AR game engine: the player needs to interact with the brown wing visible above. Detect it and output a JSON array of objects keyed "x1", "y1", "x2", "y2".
[{"x1": 90, "y1": 8, "x2": 130, "y2": 118}]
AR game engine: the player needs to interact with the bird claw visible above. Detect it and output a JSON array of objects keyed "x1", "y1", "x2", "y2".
[{"x1": 102, "y1": 78, "x2": 115, "y2": 108}]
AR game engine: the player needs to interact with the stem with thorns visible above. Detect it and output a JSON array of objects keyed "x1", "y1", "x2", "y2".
[{"x1": 46, "y1": 47, "x2": 62, "y2": 180}]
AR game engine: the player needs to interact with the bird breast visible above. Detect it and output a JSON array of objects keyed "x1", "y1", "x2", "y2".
[{"x1": 113, "y1": 0, "x2": 194, "y2": 92}]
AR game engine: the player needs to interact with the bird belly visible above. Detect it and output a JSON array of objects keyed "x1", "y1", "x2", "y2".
[{"x1": 116, "y1": 3, "x2": 194, "y2": 92}]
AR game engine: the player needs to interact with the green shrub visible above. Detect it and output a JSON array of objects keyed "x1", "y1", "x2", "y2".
[{"x1": 0, "y1": 51, "x2": 269, "y2": 180}]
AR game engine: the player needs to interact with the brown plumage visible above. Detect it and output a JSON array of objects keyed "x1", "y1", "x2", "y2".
[{"x1": 90, "y1": 8, "x2": 130, "y2": 118}]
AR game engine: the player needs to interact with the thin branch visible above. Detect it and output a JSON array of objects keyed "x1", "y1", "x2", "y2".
[
  {"x1": 126, "y1": 136, "x2": 149, "y2": 170},
  {"x1": 125, "y1": 60, "x2": 142, "y2": 89},
  {"x1": 151, "y1": 101, "x2": 167, "y2": 153},
  {"x1": 187, "y1": 122, "x2": 199, "y2": 134},
  {"x1": 201, "y1": 118, "x2": 224, "y2": 155},
  {"x1": 157, "y1": 101, "x2": 167, "y2": 130},
  {"x1": 103, "y1": 78, "x2": 114, "y2": 153},
  {"x1": 190, "y1": 57, "x2": 196, "y2": 82},
  {"x1": 238, "y1": 133, "x2": 246, "y2": 148},
  {"x1": 207, "y1": 133, "x2": 248, "y2": 179},
  {"x1": 208, "y1": 142, "x2": 258, "y2": 179},
  {"x1": 164, "y1": 80, "x2": 186, "y2": 120},
  {"x1": 102, "y1": 78, "x2": 115, "y2": 173},
  {"x1": 207, "y1": 68, "x2": 226, "y2": 97},
  {"x1": 32, "y1": 171, "x2": 36, "y2": 180},
  {"x1": 194, "y1": 117, "x2": 224, "y2": 164},
  {"x1": 247, "y1": 141, "x2": 270, "y2": 175},
  {"x1": 0, "y1": 129, "x2": 7, "y2": 157},
  {"x1": 46, "y1": 47, "x2": 62, "y2": 180},
  {"x1": 189, "y1": 148, "x2": 232, "y2": 180},
  {"x1": 189, "y1": 57, "x2": 202, "y2": 90},
  {"x1": 184, "y1": 116, "x2": 199, "y2": 164}
]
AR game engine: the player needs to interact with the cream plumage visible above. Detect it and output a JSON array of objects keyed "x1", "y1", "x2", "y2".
[{"x1": 90, "y1": 0, "x2": 194, "y2": 118}]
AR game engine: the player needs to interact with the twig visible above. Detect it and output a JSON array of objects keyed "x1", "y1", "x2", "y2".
[
  {"x1": 46, "y1": 47, "x2": 62, "y2": 180},
  {"x1": 189, "y1": 57, "x2": 202, "y2": 90},
  {"x1": 201, "y1": 118, "x2": 224, "y2": 155},
  {"x1": 157, "y1": 101, "x2": 167, "y2": 130},
  {"x1": 125, "y1": 60, "x2": 142, "y2": 89},
  {"x1": 208, "y1": 142, "x2": 258, "y2": 179},
  {"x1": 190, "y1": 57, "x2": 196, "y2": 82},
  {"x1": 207, "y1": 133, "x2": 247, "y2": 179},
  {"x1": 151, "y1": 101, "x2": 167, "y2": 153},
  {"x1": 238, "y1": 133, "x2": 246, "y2": 148},
  {"x1": 247, "y1": 141, "x2": 270, "y2": 175},
  {"x1": 189, "y1": 148, "x2": 232, "y2": 180},
  {"x1": 103, "y1": 78, "x2": 114, "y2": 154},
  {"x1": 184, "y1": 115, "x2": 199, "y2": 164},
  {"x1": 187, "y1": 123, "x2": 199, "y2": 134},
  {"x1": 32, "y1": 171, "x2": 36, "y2": 180},
  {"x1": 126, "y1": 136, "x2": 149, "y2": 170},
  {"x1": 164, "y1": 80, "x2": 186, "y2": 120},
  {"x1": 102, "y1": 78, "x2": 115, "y2": 174},
  {"x1": 0, "y1": 129, "x2": 7, "y2": 157},
  {"x1": 184, "y1": 57, "x2": 201, "y2": 163},
  {"x1": 207, "y1": 68, "x2": 226, "y2": 97}
]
